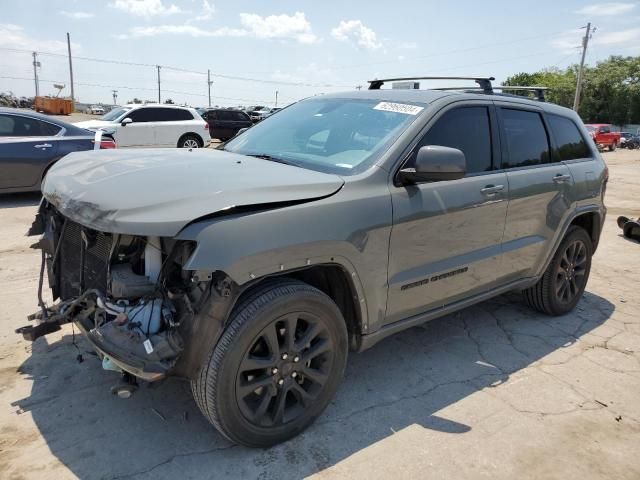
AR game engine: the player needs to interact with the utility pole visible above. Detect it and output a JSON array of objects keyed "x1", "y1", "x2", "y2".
[
  {"x1": 112, "y1": 90, "x2": 118, "y2": 105},
  {"x1": 156, "y1": 65, "x2": 161, "y2": 103},
  {"x1": 573, "y1": 22, "x2": 592, "y2": 112},
  {"x1": 207, "y1": 69, "x2": 213, "y2": 107},
  {"x1": 32, "y1": 51, "x2": 40, "y2": 97},
  {"x1": 275, "y1": 90, "x2": 278, "y2": 107},
  {"x1": 66, "y1": 32, "x2": 75, "y2": 110}
]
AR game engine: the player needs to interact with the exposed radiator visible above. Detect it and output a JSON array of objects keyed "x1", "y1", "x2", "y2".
[{"x1": 58, "y1": 220, "x2": 113, "y2": 300}]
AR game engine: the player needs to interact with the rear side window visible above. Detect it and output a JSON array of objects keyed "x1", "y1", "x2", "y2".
[
  {"x1": 416, "y1": 106, "x2": 493, "y2": 174},
  {"x1": 233, "y1": 111, "x2": 250, "y2": 121},
  {"x1": 547, "y1": 115, "x2": 591, "y2": 161},
  {"x1": 39, "y1": 121, "x2": 62, "y2": 136},
  {"x1": 217, "y1": 111, "x2": 233, "y2": 121},
  {"x1": 500, "y1": 109, "x2": 550, "y2": 168},
  {"x1": 154, "y1": 108, "x2": 194, "y2": 121},
  {"x1": 0, "y1": 114, "x2": 60, "y2": 137}
]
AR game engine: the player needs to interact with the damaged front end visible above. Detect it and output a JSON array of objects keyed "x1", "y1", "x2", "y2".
[{"x1": 18, "y1": 200, "x2": 221, "y2": 382}]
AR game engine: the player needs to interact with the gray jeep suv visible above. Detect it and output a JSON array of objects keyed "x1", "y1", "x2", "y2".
[{"x1": 19, "y1": 77, "x2": 607, "y2": 447}]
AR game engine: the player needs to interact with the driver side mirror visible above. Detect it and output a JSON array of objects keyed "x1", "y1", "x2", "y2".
[
  {"x1": 398, "y1": 145, "x2": 466, "y2": 184},
  {"x1": 121, "y1": 117, "x2": 133, "y2": 127}
]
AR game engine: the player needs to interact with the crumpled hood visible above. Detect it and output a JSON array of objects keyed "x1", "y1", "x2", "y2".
[
  {"x1": 42, "y1": 148, "x2": 344, "y2": 236},
  {"x1": 73, "y1": 120, "x2": 115, "y2": 129}
]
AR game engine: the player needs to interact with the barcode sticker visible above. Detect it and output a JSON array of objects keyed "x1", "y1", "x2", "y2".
[
  {"x1": 143, "y1": 339, "x2": 154, "y2": 355},
  {"x1": 373, "y1": 102, "x2": 424, "y2": 115}
]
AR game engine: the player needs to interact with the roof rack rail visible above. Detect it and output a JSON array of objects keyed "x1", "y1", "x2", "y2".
[
  {"x1": 367, "y1": 76, "x2": 495, "y2": 93},
  {"x1": 431, "y1": 85, "x2": 549, "y2": 102}
]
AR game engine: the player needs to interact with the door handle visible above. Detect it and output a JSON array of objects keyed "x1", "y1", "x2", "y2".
[
  {"x1": 553, "y1": 174, "x2": 572, "y2": 183},
  {"x1": 480, "y1": 184, "x2": 504, "y2": 195},
  {"x1": 34, "y1": 143, "x2": 52, "y2": 149}
]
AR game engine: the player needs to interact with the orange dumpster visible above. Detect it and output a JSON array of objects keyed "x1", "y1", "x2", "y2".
[{"x1": 34, "y1": 97, "x2": 74, "y2": 115}]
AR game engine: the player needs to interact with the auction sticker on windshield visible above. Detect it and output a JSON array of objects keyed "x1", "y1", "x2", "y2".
[{"x1": 373, "y1": 102, "x2": 424, "y2": 115}]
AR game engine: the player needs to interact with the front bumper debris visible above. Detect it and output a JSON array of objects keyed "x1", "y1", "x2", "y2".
[{"x1": 17, "y1": 290, "x2": 183, "y2": 382}]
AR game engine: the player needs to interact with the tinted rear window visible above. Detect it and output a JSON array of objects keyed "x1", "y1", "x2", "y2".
[
  {"x1": 216, "y1": 111, "x2": 234, "y2": 121},
  {"x1": 127, "y1": 107, "x2": 193, "y2": 122},
  {"x1": 547, "y1": 115, "x2": 591, "y2": 161},
  {"x1": 155, "y1": 108, "x2": 193, "y2": 121},
  {"x1": 501, "y1": 109, "x2": 550, "y2": 168},
  {"x1": 0, "y1": 114, "x2": 61, "y2": 137},
  {"x1": 416, "y1": 106, "x2": 493, "y2": 174}
]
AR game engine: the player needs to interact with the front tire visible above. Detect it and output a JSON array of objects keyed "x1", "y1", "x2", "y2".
[
  {"x1": 523, "y1": 226, "x2": 593, "y2": 316},
  {"x1": 609, "y1": 142, "x2": 617, "y2": 151},
  {"x1": 192, "y1": 279, "x2": 348, "y2": 447}
]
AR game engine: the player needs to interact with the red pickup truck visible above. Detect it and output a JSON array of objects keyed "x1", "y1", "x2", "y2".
[{"x1": 585, "y1": 124, "x2": 621, "y2": 151}]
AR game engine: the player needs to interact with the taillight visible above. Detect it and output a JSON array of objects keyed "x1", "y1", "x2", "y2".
[
  {"x1": 204, "y1": 123, "x2": 209, "y2": 130},
  {"x1": 99, "y1": 138, "x2": 117, "y2": 149}
]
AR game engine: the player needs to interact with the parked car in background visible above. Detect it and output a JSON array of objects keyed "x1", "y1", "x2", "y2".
[
  {"x1": 622, "y1": 134, "x2": 640, "y2": 149},
  {"x1": 247, "y1": 106, "x2": 272, "y2": 123},
  {"x1": 620, "y1": 132, "x2": 633, "y2": 145},
  {"x1": 585, "y1": 124, "x2": 621, "y2": 151},
  {"x1": 86, "y1": 105, "x2": 105, "y2": 115},
  {"x1": 197, "y1": 108, "x2": 252, "y2": 141},
  {"x1": 0, "y1": 107, "x2": 115, "y2": 194},
  {"x1": 270, "y1": 107, "x2": 281, "y2": 114},
  {"x1": 74, "y1": 104, "x2": 210, "y2": 148}
]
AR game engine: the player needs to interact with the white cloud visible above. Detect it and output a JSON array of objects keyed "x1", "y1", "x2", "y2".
[
  {"x1": 576, "y1": 3, "x2": 636, "y2": 16},
  {"x1": 593, "y1": 27, "x2": 640, "y2": 45},
  {"x1": 119, "y1": 11, "x2": 317, "y2": 44},
  {"x1": 331, "y1": 20, "x2": 381, "y2": 50},
  {"x1": 550, "y1": 29, "x2": 583, "y2": 52},
  {"x1": 238, "y1": 12, "x2": 316, "y2": 44},
  {"x1": 117, "y1": 24, "x2": 245, "y2": 39},
  {"x1": 60, "y1": 11, "x2": 95, "y2": 19},
  {"x1": 0, "y1": 23, "x2": 79, "y2": 53},
  {"x1": 576, "y1": 2, "x2": 635, "y2": 17},
  {"x1": 398, "y1": 41, "x2": 418, "y2": 50},
  {"x1": 110, "y1": 0, "x2": 182, "y2": 17},
  {"x1": 192, "y1": 0, "x2": 215, "y2": 22}
]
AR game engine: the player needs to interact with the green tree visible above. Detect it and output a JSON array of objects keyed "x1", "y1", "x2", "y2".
[{"x1": 503, "y1": 56, "x2": 640, "y2": 125}]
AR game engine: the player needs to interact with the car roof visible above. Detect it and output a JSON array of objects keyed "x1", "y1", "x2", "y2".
[
  {"x1": 0, "y1": 107, "x2": 93, "y2": 136},
  {"x1": 318, "y1": 89, "x2": 578, "y2": 117},
  {"x1": 124, "y1": 103, "x2": 193, "y2": 109}
]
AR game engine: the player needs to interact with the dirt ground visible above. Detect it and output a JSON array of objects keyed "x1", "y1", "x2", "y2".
[{"x1": 0, "y1": 150, "x2": 639, "y2": 480}]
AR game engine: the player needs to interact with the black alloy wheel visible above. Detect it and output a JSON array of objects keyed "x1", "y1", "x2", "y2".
[
  {"x1": 235, "y1": 312, "x2": 334, "y2": 427},
  {"x1": 192, "y1": 279, "x2": 348, "y2": 447},
  {"x1": 554, "y1": 239, "x2": 588, "y2": 305},
  {"x1": 523, "y1": 226, "x2": 593, "y2": 316}
]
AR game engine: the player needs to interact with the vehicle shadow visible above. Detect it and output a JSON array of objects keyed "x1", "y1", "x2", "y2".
[
  {"x1": 11, "y1": 290, "x2": 613, "y2": 479},
  {"x1": 0, "y1": 192, "x2": 41, "y2": 209}
]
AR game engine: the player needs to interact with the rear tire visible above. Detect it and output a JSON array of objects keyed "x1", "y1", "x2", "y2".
[
  {"x1": 523, "y1": 226, "x2": 593, "y2": 316},
  {"x1": 178, "y1": 134, "x2": 202, "y2": 148},
  {"x1": 192, "y1": 279, "x2": 348, "y2": 447}
]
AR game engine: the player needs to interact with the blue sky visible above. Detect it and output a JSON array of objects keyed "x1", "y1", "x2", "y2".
[{"x1": 1, "y1": 0, "x2": 639, "y2": 106}]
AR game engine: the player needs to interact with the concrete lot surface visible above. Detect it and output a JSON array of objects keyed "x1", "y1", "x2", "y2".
[{"x1": 1, "y1": 150, "x2": 639, "y2": 479}]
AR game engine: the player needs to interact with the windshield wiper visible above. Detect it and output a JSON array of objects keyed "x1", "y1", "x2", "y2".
[{"x1": 244, "y1": 153, "x2": 298, "y2": 167}]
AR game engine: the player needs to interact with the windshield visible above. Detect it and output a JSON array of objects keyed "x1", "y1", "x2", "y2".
[
  {"x1": 101, "y1": 107, "x2": 132, "y2": 121},
  {"x1": 224, "y1": 97, "x2": 423, "y2": 174},
  {"x1": 585, "y1": 125, "x2": 595, "y2": 132}
]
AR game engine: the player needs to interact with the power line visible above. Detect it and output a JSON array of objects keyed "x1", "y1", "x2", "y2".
[
  {"x1": 0, "y1": 46, "x2": 351, "y2": 88},
  {"x1": 0, "y1": 75, "x2": 286, "y2": 104}
]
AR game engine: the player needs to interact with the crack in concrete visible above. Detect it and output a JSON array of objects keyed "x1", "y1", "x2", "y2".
[{"x1": 108, "y1": 444, "x2": 237, "y2": 480}]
